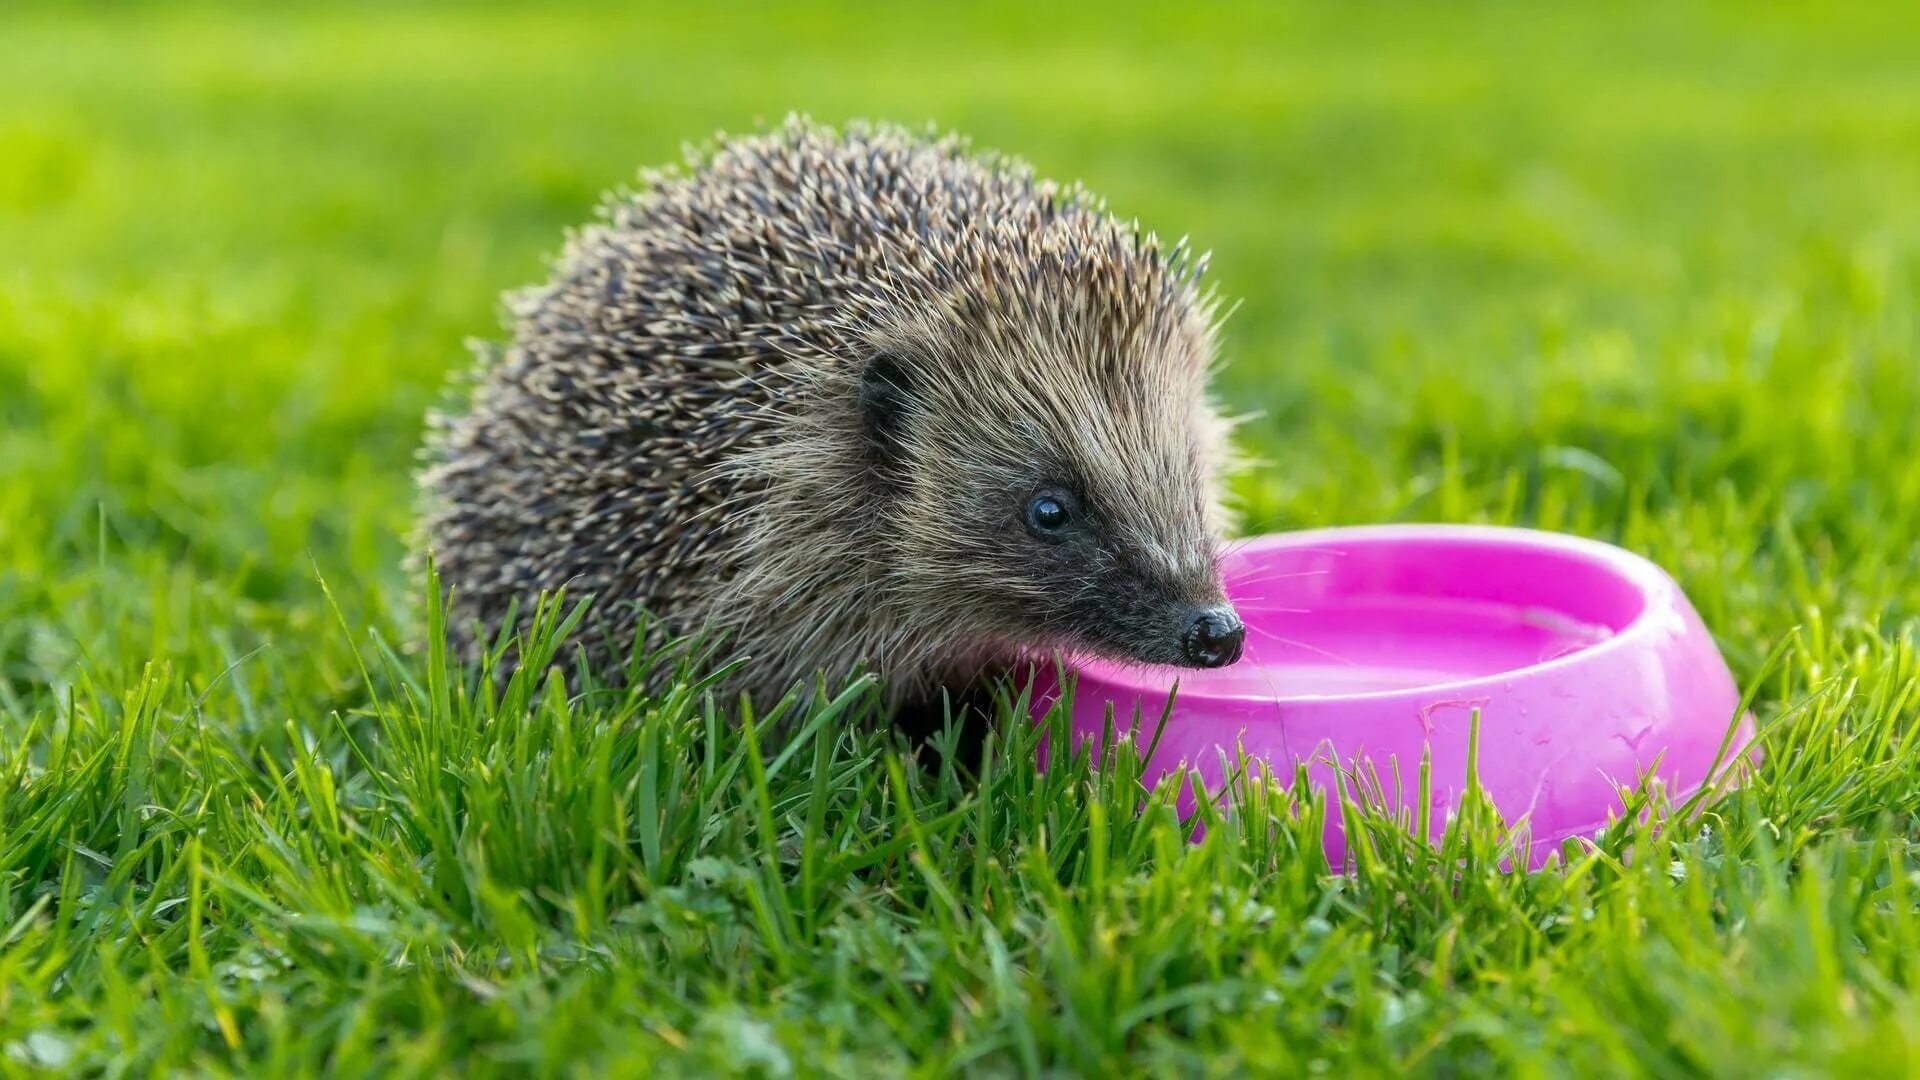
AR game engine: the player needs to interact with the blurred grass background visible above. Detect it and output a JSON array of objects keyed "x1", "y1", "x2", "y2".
[
  {"x1": 3, "y1": 1, "x2": 1920, "y2": 1073},
  {"x1": 6, "y1": 2, "x2": 1919, "y2": 676}
]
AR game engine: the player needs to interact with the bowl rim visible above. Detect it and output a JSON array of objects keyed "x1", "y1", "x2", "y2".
[{"x1": 1058, "y1": 523, "x2": 1686, "y2": 707}]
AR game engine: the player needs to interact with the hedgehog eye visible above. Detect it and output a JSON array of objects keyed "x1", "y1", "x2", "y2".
[{"x1": 1026, "y1": 492, "x2": 1071, "y2": 536}]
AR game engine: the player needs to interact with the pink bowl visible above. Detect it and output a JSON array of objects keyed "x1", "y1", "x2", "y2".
[{"x1": 1029, "y1": 524, "x2": 1755, "y2": 869}]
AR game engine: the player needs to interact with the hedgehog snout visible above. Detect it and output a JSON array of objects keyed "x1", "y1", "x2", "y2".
[{"x1": 1180, "y1": 604, "x2": 1245, "y2": 668}]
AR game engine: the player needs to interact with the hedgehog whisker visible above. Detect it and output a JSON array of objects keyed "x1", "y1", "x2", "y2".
[{"x1": 1245, "y1": 624, "x2": 1358, "y2": 667}]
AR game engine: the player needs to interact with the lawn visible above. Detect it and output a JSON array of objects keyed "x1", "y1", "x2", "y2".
[{"x1": 4, "y1": 1, "x2": 1920, "y2": 1074}]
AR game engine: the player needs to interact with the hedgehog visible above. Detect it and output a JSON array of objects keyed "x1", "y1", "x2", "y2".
[{"x1": 417, "y1": 116, "x2": 1246, "y2": 722}]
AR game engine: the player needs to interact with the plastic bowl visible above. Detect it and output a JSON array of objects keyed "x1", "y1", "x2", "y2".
[{"x1": 1029, "y1": 524, "x2": 1755, "y2": 868}]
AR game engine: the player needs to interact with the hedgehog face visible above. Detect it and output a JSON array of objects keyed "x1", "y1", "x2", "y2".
[
  {"x1": 861, "y1": 331, "x2": 1244, "y2": 672},
  {"x1": 996, "y1": 465, "x2": 1245, "y2": 670}
]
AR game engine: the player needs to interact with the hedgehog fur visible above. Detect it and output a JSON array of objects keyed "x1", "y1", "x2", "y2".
[{"x1": 417, "y1": 116, "x2": 1244, "y2": 713}]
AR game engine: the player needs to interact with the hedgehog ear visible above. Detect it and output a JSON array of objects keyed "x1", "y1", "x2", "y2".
[{"x1": 859, "y1": 350, "x2": 916, "y2": 475}]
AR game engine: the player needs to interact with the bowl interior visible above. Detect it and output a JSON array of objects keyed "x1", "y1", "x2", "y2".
[{"x1": 1091, "y1": 530, "x2": 1653, "y2": 700}]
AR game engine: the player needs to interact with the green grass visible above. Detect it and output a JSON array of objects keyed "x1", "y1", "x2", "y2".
[{"x1": 4, "y1": 1, "x2": 1920, "y2": 1073}]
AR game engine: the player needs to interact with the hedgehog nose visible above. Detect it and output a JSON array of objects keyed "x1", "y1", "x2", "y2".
[{"x1": 1181, "y1": 605, "x2": 1245, "y2": 668}]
